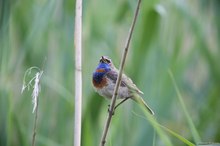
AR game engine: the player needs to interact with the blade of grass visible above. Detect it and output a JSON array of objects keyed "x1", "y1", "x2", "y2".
[
  {"x1": 133, "y1": 110, "x2": 195, "y2": 146},
  {"x1": 133, "y1": 111, "x2": 173, "y2": 146},
  {"x1": 168, "y1": 69, "x2": 201, "y2": 143},
  {"x1": 159, "y1": 124, "x2": 195, "y2": 146},
  {"x1": 153, "y1": 128, "x2": 156, "y2": 146}
]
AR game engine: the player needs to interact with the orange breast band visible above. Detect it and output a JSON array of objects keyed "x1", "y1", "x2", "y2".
[{"x1": 96, "y1": 68, "x2": 105, "y2": 72}]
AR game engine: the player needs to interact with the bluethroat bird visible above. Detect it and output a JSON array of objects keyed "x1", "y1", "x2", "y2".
[{"x1": 92, "y1": 56, "x2": 154, "y2": 115}]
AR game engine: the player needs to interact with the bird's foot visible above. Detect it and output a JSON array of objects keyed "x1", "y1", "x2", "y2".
[
  {"x1": 114, "y1": 97, "x2": 130, "y2": 110},
  {"x1": 108, "y1": 104, "x2": 115, "y2": 115}
]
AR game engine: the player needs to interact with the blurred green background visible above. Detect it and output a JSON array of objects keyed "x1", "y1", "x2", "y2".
[{"x1": 0, "y1": 0, "x2": 220, "y2": 146}]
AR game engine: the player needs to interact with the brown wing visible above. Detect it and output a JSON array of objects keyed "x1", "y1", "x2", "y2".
[
  {"x1": 105, "y1": 70, "x2": 143, "y2": 94},
  {"x1": 121, "y1": 74, "x2": 144, "y2": 95},
  {"x1": 105, "y1": 71, "x2": 126, "y2": 87}
]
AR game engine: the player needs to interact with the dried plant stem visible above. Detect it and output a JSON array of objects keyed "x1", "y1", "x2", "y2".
[
  {"x1": 99, "y1": 0, "x2": 142, "y2": 145},
  {"x1": 32, "y1": 97, "x2": 39, "y2": 146},
  {"x1": 74, "y1": 0, "x2": 82, "y2": 146},
  {"x1": 21, "y1": 67, "x2": 43, "y2": 146}
]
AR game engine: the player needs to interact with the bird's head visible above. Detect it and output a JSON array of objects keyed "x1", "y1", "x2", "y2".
[
  {"x1": 99, "y1": 56, "x2": 112, "y2": 65},
  {"x1": 93, "y1": 56, "x2": 113, "y2": 83},
  {"x1": 95, "y1": 56, "x2": 114, "y2": 72}
]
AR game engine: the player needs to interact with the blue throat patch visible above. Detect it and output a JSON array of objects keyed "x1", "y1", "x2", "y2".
[{"x1": 93, "y1": 63, "x2": 110, "y2": 83}]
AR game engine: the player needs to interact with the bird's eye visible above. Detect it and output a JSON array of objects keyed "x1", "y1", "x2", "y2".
[{"x1": 105, "y1": 59, "x2": 111, "y2": 64}]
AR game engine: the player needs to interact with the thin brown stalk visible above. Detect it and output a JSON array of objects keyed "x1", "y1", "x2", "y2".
[
  {"x1": 99, "y1": 0, "x2": 142, "y2": 145},
  {"x1": 74, "y1": 0, "x2": 82, "y2": 146},
  {"x1": 32, "y1": 97, "x2": 39, "y2": 146}
]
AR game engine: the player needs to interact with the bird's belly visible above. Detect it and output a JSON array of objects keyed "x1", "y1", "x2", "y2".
[{"x1": 96, "y1": 82, "x2": 130, "y2": 99}]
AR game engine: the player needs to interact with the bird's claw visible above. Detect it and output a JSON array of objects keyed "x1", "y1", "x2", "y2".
[{"x1": 107, "y1": 104, "x2": 115, "y2": 115}]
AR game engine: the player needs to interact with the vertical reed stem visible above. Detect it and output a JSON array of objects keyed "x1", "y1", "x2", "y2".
[{"x1": 74, "y1": 0, "x2": 82, "y2": 146}]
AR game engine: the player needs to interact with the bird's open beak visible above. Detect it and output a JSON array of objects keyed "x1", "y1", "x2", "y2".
[{"x1": 100, "y1": 56, "x2": 105, "y2": 63}]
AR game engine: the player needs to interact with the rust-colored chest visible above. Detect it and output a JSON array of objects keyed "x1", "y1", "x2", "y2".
[{"x1": 92, "y1": 76, "x2": 108, "y2": 89}]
